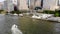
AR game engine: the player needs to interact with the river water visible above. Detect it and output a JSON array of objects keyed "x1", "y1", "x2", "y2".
[
  {"x1": 0, "y1": 14, "x2": 19, "y2": 34},
  {"x1": 0, "y1": 14, "x2": 60, "y2": 34}
]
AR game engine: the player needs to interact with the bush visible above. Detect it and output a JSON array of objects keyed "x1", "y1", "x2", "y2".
[
  {"x1": 54, "y1": 12, "x2": 59, "y2": 17},
  {"x1": 43, "y1": 10, "x2": 54, "y2": 14},
  {"x1": 54, "y1": 10, "x2": 60, "y2": 17},
  {"x1": 10, "y1": 11, "x2": 15, "y2": 14},
  {"x1": 20, "y1": 10, "x2": 28, "y2": 13},
  {"x1": 15, "y1": 10, "x2": 21, "y2": 14},
  {"x1": 43, "y1": 10, "x2": 60, "y2": 17},
  {"x1": 10, "y1": 10, "x2": 21, "y2": 14},
  {"x1": 0, "y1": 10, "x2": 4, "y2": 13},
  {"x1": 0, "y1": 10, "x2": 4, "y2": 11}
]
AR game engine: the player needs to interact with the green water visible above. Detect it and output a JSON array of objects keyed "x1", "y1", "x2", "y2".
[{"x1": 18, "y1": 16, "x2": 55, "y2": 34}]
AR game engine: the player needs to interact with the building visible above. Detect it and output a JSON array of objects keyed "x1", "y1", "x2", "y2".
[
  {"x1": 3, "y1": 0, "x2": 14, "y2": 12},
  {"x1": 0, "y1": 2, "x2": 4, "y2": 10},
  {"x1": 12, "y1": 0, "x2": 18, "y2": 11},
  {"x1": 27, "y1": 0, "x2": 59, "y2": 11},
  {"x1": 18, "y1": 0, "x2": 28, "y2": 10},
  {"x1": 43, "y1": 0, "x2": 59, "y2": 10},
  {"x1": 16, "y1": 0, "x2": 60, "y2": 11},
  {"x1": 3, "y1": 1, "x2": 7, "y2": 11},
  {"x1": 28, "y1": 0, "x2": 36, "y2": 9},
  {"x1": 4, "y1": 0, "x2": 18, "y2": 12},
  {"x1": 3, "y1": 0, "x2": 59, "y2": 11},
  {"x1": 12, "y1": 0, "x2": 17, "y2": 5}
]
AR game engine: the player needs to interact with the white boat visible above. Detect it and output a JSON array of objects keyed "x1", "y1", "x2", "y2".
[
  {"x1": 19, "y1": 14, "x2": 23, "y2": 16},
  {"x1": 13, "y1": 13, "x2": 18, "y2": 16},
  {"x1": 32, "y1": 14, "x2": 53, "y2": 19},
  {"x1": 11, "y1": 24, "x2": 23, "y2": 34},
  {"x1": 42, "y1": 14, "x2": 53, "y2": 19},
  {"x1": 32, "y1": 14, "x2": 42, "y2": 19}
]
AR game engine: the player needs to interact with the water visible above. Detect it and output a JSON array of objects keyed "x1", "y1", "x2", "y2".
[
  {"x1": 0, "y1": 14, "x2": 60, "y2": 34},
  {"x1": 18, "y1": 15, "x2": 60, "y2": 34},
  {"x1": 0, "y1": 14, "x2": 19, "y2": 34}
]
